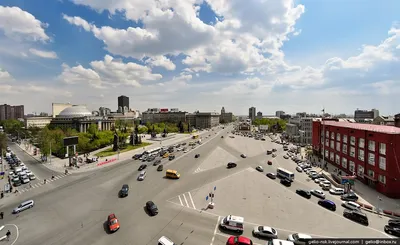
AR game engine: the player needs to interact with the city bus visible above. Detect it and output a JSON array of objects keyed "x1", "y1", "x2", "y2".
[
  {"x1": 276, "y1": 168, "x2": 295, "y2": 181},
  {"x1": 192, "y1": 134, "x2": 199, "y2": 139},
  {"x1": 145, "y1": 147, "x2": 161, "y2": 155}
]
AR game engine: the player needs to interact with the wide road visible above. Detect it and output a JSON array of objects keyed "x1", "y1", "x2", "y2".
[{"x1": 0, "y1": 126, "x2": 394, "y2": 245}]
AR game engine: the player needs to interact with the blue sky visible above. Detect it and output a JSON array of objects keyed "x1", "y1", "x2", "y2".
[{"x1": 0, "y1": 0, "x2": 399, "y2": 115}]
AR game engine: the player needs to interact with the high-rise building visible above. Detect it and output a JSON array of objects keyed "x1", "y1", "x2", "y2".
[
  {"x1": 249, "y1": 107, "x2": 256, "y2": 122},
  {"x1": 220, "y1": 107, "x2": 233, "y2": 123},
  {"x1": 354, "y1": 108, "x2": 379, "y2": 123},
  {"x1": 257, "y1": 111, "x2": 263, "y2": 119},
  {"x1": 118, "y1": 95, "x2": 129, "y2": 113},
  {"x1": 0, "y1": 104, "x2": 24, "y2": 120}
]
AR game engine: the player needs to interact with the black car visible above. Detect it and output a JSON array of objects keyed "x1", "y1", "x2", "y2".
[
  {"x1": 388, "y1": 219, "x2": 400, "y2": 228},
  {"x1": 318, "y1": 200, "x2": 336, "y2": 211},
  {"x1": 120, "y1": 184, "x2": 129, "y2": 197},
  {"x1": 343, "y1": 209, "x2": 369, "y2": 226},
  {"x1": 138, "y1": 164, "x2": 147, "y2": 171},
  {"x1": 146, "y1": 201, "x2": 159, "y2": 216},
  {"x1": 169, "y1": 155, "x2": 175, "y2": 160},
  {"x1": 132, "y1": 154, "x2": 142, "y2": 160},
  {"x1": 157, "y1": 165, "x2": 163, "y2": 171},
  {"x1": 341, "y1": 193, "x2": 359, "y2": 201},
  {"x1": 280, "y1": 178, "x2": 291, "y2": 187},
  {"x1": 266, "y1": 173, "x2": 276, "y2": 179},
  {"x1": 153, "y1": 159, "x2": 162, "y2": 166},
  {"x1": 296, "y1": 189, "x2": 311, "y2": 199},
  {"x1": 181, "y1": 142, "x2": 186, "y2": 146},
  {"x1": 384, "y1": 225, "x2": 400, "y2": 237},
  {"x1": 195, "y1": 154, "x2": 200, "y2": 158},
  {"x1": 227, "y1": 162, "x2": 237, "y2": 168}
]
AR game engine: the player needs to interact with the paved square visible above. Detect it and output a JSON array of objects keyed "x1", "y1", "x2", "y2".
[{"x1": 194, "y1": 146, "x2": 239, "y2": 173}]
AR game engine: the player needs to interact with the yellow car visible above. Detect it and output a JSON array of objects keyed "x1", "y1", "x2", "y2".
[{"x1": 163, "y1": 153, "x2": 169, "y2": 158}]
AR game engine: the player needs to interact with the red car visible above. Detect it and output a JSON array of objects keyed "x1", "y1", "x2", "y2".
[
  {"x1": 107, "y1": 213, "x2": 120, "y2": 232},
  {"x1": 267, "y1": 160, "x2": 272, "y2": 165},
  {"x1": 227, "y1": 236, "x2": 253, "y2": 245}
]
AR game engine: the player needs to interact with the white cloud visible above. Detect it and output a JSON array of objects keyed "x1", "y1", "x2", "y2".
[
  {"x1": 29, "y1": 48, "x2": 58, "y2": 59},
  {"x1": 0, "y1": 68, "x2": 12, "y2": 82},
  {"x1": 0, "y1": 6, "x2": 50, "y2": 42},
  {"x1": 145, "y1": 56, "x2": 176, "y2": 71},
  {"x1": 58, "y1": 55, "x2": 163, "y2": 88}
]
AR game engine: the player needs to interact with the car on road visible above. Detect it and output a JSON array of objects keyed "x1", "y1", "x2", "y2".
[
  {"x1": 272, "y1": 153, "x2": 277, "y2": 158},
  {"x1": 342, "y1": 201, "x2": 361, "y2": 210},
  {"x1": 120, "y1": 184, "x2": 129, "y2": 197},
  {"x1": 280, "y1": 178, "x2": 291, "y2": 187},
  {"x1": 267, "y1": 160, "x2": 272, "y2": 165},
  {"x1": 12, "y1": 200, "x2": 34, "y2": 214},
  {"x1": 107, "y1": 213, "x2": 120, "y2": 232},
  {"x1": 195, "y1": 154, "x2": 200, "y2": 158},
  {"x1": 252, "y1": 226, "x2": 278, "y2": 239},
  {"x1": 227, "y1": 162, "x2": 237, "y2": 168},
  {"x1": 384, "y1": 225, "x2": 400, "y2": 237},
  {"x1": 341, "y1": 193, "x2": 359, "y2": 201},
  {"x1": 25, "y1": 169, "x2": 32, "y2": 175},
  {"x1": 314, "y1": 178, "x2": 325, "y2": 184},
  {"x1": 138, "y1": 164, "x2": 147, "y2": 171},
  {"x1": 318, "y1": 199, "x2": 336, "y2": 211},
  {"x1": 287, "y1": 233, "x2": 312, "y2": 245},
  {"x1": 21, "y1": 175, "x2": 30, "y2": 184},
  {"x1": 226, "y1": 236, "x2": 253, "y2": 245},
  {"x1": 256, "y1": 166, "x2": 264, "y2": 172},
  {"x1": 157, "y1": 164, "x2": 163, "y2": 171},
  {"x1": 240, "y1": 154, "x2": 247, "y2": 158},
  {"x1": 28, "y1": 173, "x2": 36, "y2": 180},
  {"x1": 168, "y1": 155, "x2": 176, "y2": 160},
  {"x1": 310, "y1": 174, "x2": 322, "y2": 180},
  {"x1": 343, "y1": 209, "x2": 369, "y2": 226},
  {"x1": 272, "y1": 148, "x2": 277, "y2": 152},
  {"x1": 266, "y1": 173, "x2": 276, "y2": 179},
  {"x1": 183, "y1": 149, "x2": 189, "y2": 153},
  {"x1": 319, "y1": 180, "x2": 331, "y2": 187},
  {"x1": 146, "y1": 201, "x2": 159, "y2": 216},
  {"x1": 310, "y1": 190, "x2": 325, "y2": 199},
  {"x1": 153, "y1": 159, "x2": 162, "y2": 166},
  {"x1": 266, "y1": 150, "x2": 272, "y2": 155},
  {"x1": 138, "y1": 170, "x2": 147, "y2": 181},
  {"x1": 158, "y1": 236, "x2": 175, "y2": 245},
  {"x1": 295, "y1": 166, "x2": 302, "y2": 172},
  {"x1": 296, "y1": 189, "x2": 311, "y2": 199},
  {"x1": 329, "y1": 188, "x2": 345, "y2": 195},
  {"x1": 283, "y1": 155, "x2": 289, "y2": 159}
]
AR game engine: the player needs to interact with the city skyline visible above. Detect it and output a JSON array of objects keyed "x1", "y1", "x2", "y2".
[{"x1": 0, "y1": 1, "x2": 399, "y2": 115}]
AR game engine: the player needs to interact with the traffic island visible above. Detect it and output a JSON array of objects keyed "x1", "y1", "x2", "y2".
[{"x1": 94, "y1": 142, "x2": 152, "y2": 158}]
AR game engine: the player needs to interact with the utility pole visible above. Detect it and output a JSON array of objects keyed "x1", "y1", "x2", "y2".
[{"x1": 49, "y1": 141, "x2": 52, "y2": 164}]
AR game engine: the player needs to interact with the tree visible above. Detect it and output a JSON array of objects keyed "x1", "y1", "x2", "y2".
[
  {"x1": 138, "y1": 126, "x2": 148, "y2": 134},
  {"x1": 0, "y1": 133, "x2": 7, "y2": 157},
  {"x1": 0, "y1": 119, "x2": 24, "y2": 136}
]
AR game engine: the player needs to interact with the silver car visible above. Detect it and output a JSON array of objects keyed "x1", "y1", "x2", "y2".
[
  {"x1": 13, "y1": 200, "x2": 34, "y2": 214},
  {"x1": 252, "y1": 226, "x2": 278, "y2": 239},
  {"x1": 137, "y1": 170, "x2": 147, "y2": 181}
]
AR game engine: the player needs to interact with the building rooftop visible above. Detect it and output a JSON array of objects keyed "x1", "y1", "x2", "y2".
[
  {"x1": 322, "y1": 121, "x2": 400, "y2": 134},
  {"x1": 58, "y1": 105, "x2": 93, "y2": 118}
]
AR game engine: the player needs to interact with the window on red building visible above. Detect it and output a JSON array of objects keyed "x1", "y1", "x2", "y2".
[
  {"x1": 379, "y1": 143, "x2": 386, "y2": 155},
  {"x1": 342, "y1": 157, "x2": 348, "y2": 169},
  {"x1": 358, "y1": 149, "x2": 365, "y2": 161},
  {"x1": 358, "y1": 165, "x2": 364, "y2": 177},
  {"x1": 368, "y1": 140, "x2": 375, "y2": 152},
  {"x1": 350, "y1": 146, "x2": 355, "y2": 157},
  {"x1": 330, "y1": 140, "x2": 334, "y2": 149},
  {"x1": 349, "y1": 161, "x2": 355, "y2": 173},
  {"x1": 335, "y1": 154, "x2": 340, "y2": 165},
  {"x1": 325, "y1": 139, "x2": 329, "y2": 147},
  {"x1": 331, "y1": 132, "x2": 334, "y2": 140},
  {"x1": 367, "y1": 153, "x2": 375, "y2": 165},
  {"x1": 336, "y1": 133, "x2": 341, "y2": 141},
  {"x1": 359, "y1": 138, "x2": 365, "y2": 148},
  {"x1": 379, "y1": 156, "x2": 386, "y2": 170},
  {"x1": 378, "y1": 175, "x2": 386, "y2": 184},
  {"x1": 367, "y1": 169, "x2": 375, "y2": 178},
  {"x1": 330, "y1": 152, "x2": 334, "y2": 161},
  {"x1": 326, "y1": 130, "x2": 329, "y2": 138},
  {"x1": 343, "y1": 134, "x2": 348, "y2": 143},
  {"x1": 350, "y1": 136, "x2": 355, "y2": 146},
  {"x1": 325, "y1": 150, "x2": 329, "y2": 158},
  {"x1": 336, "y1": 142, "x2": 340, "y2": 151},
  {"x1": 343, "y1": 144, "x2": 348, "y2": 154}
]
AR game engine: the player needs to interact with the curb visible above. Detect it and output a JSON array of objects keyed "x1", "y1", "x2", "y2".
[
  {"x1": 15, "y1": 143, "x2": 42, "y2": 164},
  {"x1": 356, "y1": 201, "x2": 400, "y2": 219}
]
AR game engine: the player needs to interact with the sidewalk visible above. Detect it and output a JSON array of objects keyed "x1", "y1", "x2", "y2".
[
  {"x1": 306, "y1": 152, "x2": 400, "y2": 217},
  {"x1": 16, "y1": 129, "x2": 214, "y2": 174}
]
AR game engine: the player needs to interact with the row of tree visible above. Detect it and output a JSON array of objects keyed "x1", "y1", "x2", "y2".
[{"x1": 252, "y1": 118, "x2": 287, "y2": 131}]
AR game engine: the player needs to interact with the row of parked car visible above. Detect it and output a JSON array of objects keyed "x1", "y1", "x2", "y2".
[{"x1": 4, "y1": 149, "x2": 36, "y2": 187}]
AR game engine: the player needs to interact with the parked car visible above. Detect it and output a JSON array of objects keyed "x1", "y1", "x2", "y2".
[
  {"x1": 310, "y1": 190, "x2": 325, "y2": 199},
  {"x1": 226, "y1": 236, "x2": 253, "y2": 245},
  {"x1": 287, "y1": 233, "x2": 312, "y2": 245},
  {"x1": 256, "y1": 166, "x2": 264, "y2": 172},
  {"x1": 157, "y1": 165, "x2": 164, "y2": 171},
  {"x1": 342, "y1": 201, "x2": 361, "y2": 210},
  {"x1": 318, "y1": 200, "x2": 336, "y2": 211},
  {"x1": 341, "y1": 193, "x2": 359, "y2": 201},
  {"x1": 252, "y1": 226, "x2": 278, "y2": 239},
  {"x1": 266, "y1": 173, "x2": 276, "y2": 179},
  {"x1": 227, "y1": 162, "x2": 237, "y2": 168},
  {"x1": 107, "y1": 213, "x2": 120, "y2": 232},
  {"x1": 296, "y1": 189, "x2": 311, "y2": 199},
  {"x1": 195, "y1": 154, "x2": 200, "y2": 158},
  {"x1": 295, "y1": 166, "x2": 302, "y2": 172},
  {"x1": 267, "y1": 160, "x2": 272, "y2": 165},
  {"x1": 146, "y1": 201, "x2": 159, "y2": 216},
  {"x1": 280, "y1": 178, "x2": 291, "y2": 187},
  {"x1": 384, "y1": 225, "x2": 400, "y2": 237},
  {"x1": 343, "y1": 209, "x2": 369, "y2": 226}
]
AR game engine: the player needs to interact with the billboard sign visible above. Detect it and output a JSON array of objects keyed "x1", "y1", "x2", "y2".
[
  {"x1": 259, "y1": 125, "x2": 269, "y2": 131},
  {"x1": 160, "y1": 108, "x2": 169, "y2": 112},
  {"x1": 63, "y1": 136, "x2": 79, "y2": 146},
  {"x1": 170, "y1": 108, "x2": 179, "y2": 112}
]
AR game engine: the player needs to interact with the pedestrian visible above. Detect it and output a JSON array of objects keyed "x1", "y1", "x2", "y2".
[
  {"x1": 0, "y1": 212, "x2": 4, "y2": 219},
  {"x1": 6, "y1": 230, "x2": 10, "y2": 240},
  {"x1": 29, "y1": 183, "x2": 32, "y2": 188}
]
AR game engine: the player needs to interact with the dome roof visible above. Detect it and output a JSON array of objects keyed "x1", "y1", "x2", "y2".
[{"x1": 58, "y1": 105, "x2": 92, "y2": 118}]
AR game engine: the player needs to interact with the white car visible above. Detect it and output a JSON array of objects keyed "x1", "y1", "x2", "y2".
[
  {"x1": 314, "y1": 178, "x2": 325, "y2": 183},
  {"x1": 25, "y1": 169, "x2": 32, "y2": 175},
  {"x1": 287, "y1": 233, "x2": 312, "y2": 245},
  {"x1": 183, "y1": 150, "x2": 189, "y2": 153},
  {"x1": 296, "y1": 166, "x2": 303, "y2": 172},
  {"x1": 252, "y1": 226, "x2": 278, "y2": 239},
  {"x1": 21, "y1": 175, "x2": 30, "y2": 184},
  {"x1": 307, "y1": 170, "x2": 317, "y2": 176},
  {"x1": 272, "y1": 153, "x2": 277, "y2": 158},
  {"x1": 137, "y1": 170, "x2": 147, "y2": 181},
  {"x1": 319, "y1": 180, "x2": 331, "y2": 187},
  {"x1": 310, "y1": 190, "x2": 325, "y2": 199},
  {"x1": 28, "y1": 173, "x2": 36, "y2": 180},
  {"x1": 21, "y1": 166, "x2": 28, "y2": 171},
  {"x1": 329, "y1": 188, "x2": 345, "y2": 195},
  {"x1": 342, "y1": 201, "x2": 361, "y2": 210}
]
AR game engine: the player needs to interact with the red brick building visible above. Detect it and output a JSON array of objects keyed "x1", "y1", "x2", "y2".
[{"x1": 312, "y1": 120, "x2": 400, "y2": 198}]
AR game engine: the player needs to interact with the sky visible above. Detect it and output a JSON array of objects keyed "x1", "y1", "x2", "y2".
[{"x1": 0, "y1": 0, "x2": 399, "y2": 116}]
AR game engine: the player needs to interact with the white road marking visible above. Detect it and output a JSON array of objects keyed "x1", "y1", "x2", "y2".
[
  {"x1": 188, "y1": 192, "x2": 196, "y2": 209},
  {"x1": 4, "y1": 224, "x2": 19, "y2": 245},
  {"x1": 183, "y1": 193, "x2": 189, "y2": 207},
  {"x1": 178, "y1": 196, "x2": 183, "y2": 206},
  {"x1": 210, "y1": 216, "x2": 220, "y2": 245}
]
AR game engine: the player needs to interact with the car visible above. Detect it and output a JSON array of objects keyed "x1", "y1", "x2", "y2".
[
  {"x1": 310, "y1": 190, "x2": 325, "y2": 199},
  {"x1": 132, "y1": 154, "x2": 142, "y2": 159},
  {"x1": 12, "y1": 200, "x2": 34, "y2": 214},
  {"x1": 25, "y1": 169, "x2": 32, "y2": 175},
  {"x1": 153, "y1": 159, "x2": 162, "y2": 166},
  {"x1": 388, "y1": 219, "x2": 400, "y2": 228},
  {"x1": 272, "y1": 149, "x2": 277, "y2": 152},
  {"x1": 256, "y1": 166, "x2": 264, "y2": 172},
  {"x1": 287, "y1": 233, "x2": 312, "y2": 245},
  {"x1": 158, "y1": 236, "x2": 175, "y2": 245},
  {"x1": 195, "y1": 154, "x2": 200, "y2": 158},
  {"x1": 296, "y1": 189, "x2": 311, "y2": 199},
  {"x1": 28, "y1": 173, "x2": 36, "y2": 180},
  {"x1": 329, "y1": 188, "x2": 345, "y2": 195},
  {"x1": 266, "y1": 151, "x2": 272, "y2": 155},
  {"x1": 12, "y1": 176, "x2": 20, "y2": 182},
  {"x1": 138, "y1": 170, "x2": 147, "y2": 181},
  {"x1": 280, "y1": 178, "x2": 291, "y2": 187},
  {"x1": 21, "y1": 175, "x2": 30, "y2": 184},
  {"x1": 107, "y1": 213, "x2": 120, "y2": 232},
  {"x1": 384, "y1": 225, "x2": 400, "y2": 237},
  {"x1": 342, "y1": 201, "x2": 361, "y2": 210},
  {"x1": 295, "y1": 166, "x2": 302, "y2": 172},
  {"x1": 267, "y1": 160, "x2": 272, "y2": 165},
  {"x1": 319, "y1": 180, "x2": 331, "y2": 187},
  {"x1": 341, "y1": 193, "x2": 359, "y2": 201},
  {"x1": 272, "y1": 153, "x2": 277, "y2": 158},
  {"x1": 227, "y1": 162, "x2": 237, "y2": 168},
  {"x1": 314, "y1": 178, "x2": 325, "y2": 184},
  {"x1": 318, "y1": 199, "x2": 336, "y2": 211},
  {"x1": 311, "y1": 174, "x2": 321, "y2": 180},
  {"x1": 138, "y1": 164, "x2": 147, "y2": 171},
  {"x1": 13, "y1": 180, "x2": 21, "y2": 187},
  {"x1": 183, "y1": 150, "x2": 189, "y2": 153},
  {"x1": 240, "y1": 154, "x2": 247, "y2": 158},
  {"x1": 120, "y1": 184, "x2": 129, "y2": 197},
  {"x1": 343, "y1": 209, "x2": 369, "y2": 226},
  {"x1": 169, "y1": 155, "x2": 176, "y2": 160},
  {"x1": 266, "y1": 173, "x2": 276, "y2": 179},
  {"x1": 283, "y1": 155, "x2": 289, "y2": 159},
  {"x1": 252, "y1": 226, "x2": 278, "y2": 239},
  {"x1": 146, "y1": 201, "x2": 159, "y2": 216},
  {"x1": 157, "y1": 164, "x2": 164, "y2": 171}
]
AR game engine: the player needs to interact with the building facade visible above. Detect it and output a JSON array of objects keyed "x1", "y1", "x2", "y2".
[
  {"x1": 312, "y1": 120, "x2": 400, "y2": 198},
  {"x1": 142, "y1": 109, "x2": 187, "y2": 124},
  {"x1": 285, "y1": 123, "x2": 299, "y2": 141},
  {"x1": 52, "y1": 103, "x2": 73, "y2": 118},
  {"x1": 372, "y1": 116, "x2": 394, "y2": 126},
  {"x1": 118, "y1": 95, "x2": 129, "y2": 113},
  {"x1": 287, "y1": 117, "x2": 313, "y2": 144},
  {"x1": 249, "y1": 107, "x2": 256, "y2": 122},
  {"x1": 24, "y1": 117, "x2": 52, "y2": 128},
  {"x1": 256, "y1": 111, "x2": 263, "y2": 119},
  {"x1": 0, "y1": 104, "x2": 24, "y2": 120},
  {"x1": 195, "y1": 112, "x2": 220, "y2": 129},
  {"x1": 275, "y1": 111, "x2": 285, "y2": 118},
  {"x1": 354, "y1": 109, "x2": 379, "y2": 123},
  {"x1": 220, "y1": 107, "x2": 233, "y2": 123},
  {"x1": 238, "y1": 121, "x2": 252, "y2": 133}
]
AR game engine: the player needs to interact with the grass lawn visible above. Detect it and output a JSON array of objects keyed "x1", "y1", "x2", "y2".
[{"x1": 95, "y1": 142, "x2": 152, "y2": 157}]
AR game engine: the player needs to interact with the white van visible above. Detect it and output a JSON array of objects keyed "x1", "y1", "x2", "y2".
[
  {"x1": 267, "y1": 239, "x2": 295, "y2": 245},
  {"x1": 220, "y1": 215, "x2": 244, "y2": 232},
  {"x1": 158, "y1": 236, "x2": 175, "y2": 245}
]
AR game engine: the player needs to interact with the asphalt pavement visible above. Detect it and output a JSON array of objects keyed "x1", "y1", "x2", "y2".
[{"x1": 0, "y1": 126, "x2": 395, "y2": 245}]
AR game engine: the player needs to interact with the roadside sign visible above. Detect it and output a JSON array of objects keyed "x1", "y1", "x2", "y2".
[
  {"x1": 214, "y1": 186, "x2": 216, "y2": 191},
  {"x1": 206, "y1": 196, "x2": 209, "y2": 201}
]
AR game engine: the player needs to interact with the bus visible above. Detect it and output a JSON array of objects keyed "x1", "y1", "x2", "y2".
[
  {"x1": 192, "y1": 134, "x2": 199, "y2": 139},
  {"x1": 145, "y1": 147, "x2": 161, "y2": 155},
  {"x1": 276, "y1": 168, "x2": 295, "y2": 181}
]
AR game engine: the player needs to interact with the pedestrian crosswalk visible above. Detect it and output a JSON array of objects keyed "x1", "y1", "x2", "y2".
[
  {"x1": 18, "y1": 173, "x2": 67, "y2": 193},
  {"x1": 194, "y1": 167, "x2": 204, "y2": 174},
  {"x1": 168, "y1": 192, "x2": 197, "y2": 209}
]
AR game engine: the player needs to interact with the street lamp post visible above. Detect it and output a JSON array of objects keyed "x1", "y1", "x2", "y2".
[{"x1": 49, "y1": 141, "x2": 52, "y2": 164}]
